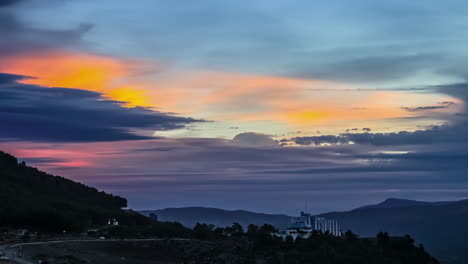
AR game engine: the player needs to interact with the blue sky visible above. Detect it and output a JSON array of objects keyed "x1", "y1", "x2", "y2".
[{"x1": 1, "y1": 0, "x2": 468, "y2": 214}]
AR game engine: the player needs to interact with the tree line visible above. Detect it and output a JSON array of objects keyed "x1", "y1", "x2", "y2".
[{"x1": 107, "y1": 222, "x2": 439, "y2": 264}]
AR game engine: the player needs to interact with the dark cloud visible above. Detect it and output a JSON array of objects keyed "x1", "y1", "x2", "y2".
[
  {"x1": 402, "y1": 101, "x2": 455, "y2": 112},
  {"x1": 19, "y1": 157, "x2": 67, "y2": 165},
  {"x1": 436, "y1": 82, "x2": 468, "y2": 104},
  {"x1": 290, "y1": 125, "x2": 468, "y2": 147},
  {"x1": 0, "y1": 73, "x2": 201, "y2": 142},
  {"x1": 0, "y1": 72, "x2": 29, "y2": 84},
  {"x1": 0, "y1": 3, "x2": 90, "y2": 56},
  {"x1": 290, "y1": 54, "x2": 440, "y2": 83},
  {"x1": 0, "y1": 0, "x2": 22, "y2": 7},
  {"x1": 232, "y1": 132, "x2": 277, "y2": 147},
  {"x1": 293, "y1": 135, "x2": 349, "y2": 146}
]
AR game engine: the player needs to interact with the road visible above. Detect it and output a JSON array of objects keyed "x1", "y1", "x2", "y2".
[
  {"x1": 1, "y1": 238, "x2": 190, "y2": 264},
  {"x1": 0, "y1": 245, "x2": 35, "y2": 264}
]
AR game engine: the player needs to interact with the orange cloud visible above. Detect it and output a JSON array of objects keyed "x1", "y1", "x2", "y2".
[
  {"x1": 1, "y1": 52, "x2": 123, "y2": 89},
  {"x1": 0, "y1": 51, "x2": 154, "y2": 107}
]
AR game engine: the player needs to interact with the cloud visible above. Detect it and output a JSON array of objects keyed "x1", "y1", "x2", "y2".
[
  {"x1": 0, "y1": 72, "x2": 28, "y2": 83},
  {"x1": 401, "y1": 101, "x2": 455, "y2": 112},
  {"x1": 289, "y1": 125, "x2": 468, "y2": 147},
  {"x1": 19, "y1": 157, "x2": 67, "y2": 165},
  {"x1": 0, "y1": 0, "x2": 22, "y2": 7},
  {"x1": 291, "y1": 135, "x2": 349, "y2": 146},
  {"x1": 288, "y1": 79, "x2": 468, "y2": 147},
  {"x1": 0, "y1": 73, "x2": 201, "y2": 142},
  {"x1": 232, "y1": 132, "x2": 277, "y2": 147},
  {"x1": 0, "y1": 2, "x2": 90, "y2": 57},
  {"x1": 290, "y1": 54, "x2": 439, "y2": 83},
  {"x1": 436, "y1": 82, "x2": 468, "y2": 104}
]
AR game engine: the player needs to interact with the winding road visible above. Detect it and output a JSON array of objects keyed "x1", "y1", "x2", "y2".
[{"x1": 1, "y1": 238, "x2": 190, "y2": 264}]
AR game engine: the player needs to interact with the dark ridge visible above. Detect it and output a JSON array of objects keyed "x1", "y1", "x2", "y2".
[
  {"x1": 354, "y1": 198, "x2": 457, "y2": 210},
  {"x1": 0, "y1": 150, "x2": 147, "y2": 232}
]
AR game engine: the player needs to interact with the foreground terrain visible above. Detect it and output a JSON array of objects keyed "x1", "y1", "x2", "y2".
[
  {"x1": 11, "y1": 231, "x2": 439, "y2": 264},
  {"x1": 19, "y1": 240, "x2": 243, "y2": 264}
]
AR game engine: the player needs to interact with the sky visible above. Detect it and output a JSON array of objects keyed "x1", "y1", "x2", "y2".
[{"x1": 1, "y1": 0, "x2": 468, "y2": 214}]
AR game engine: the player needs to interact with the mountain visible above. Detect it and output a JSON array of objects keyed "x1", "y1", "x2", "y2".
[
  {"x1": 356, "y1": 198, "x2": 456, "y2": 210},
  {"x1": 0, "y1": 150, "x2": 148, "y2": 232},
  {"x1": 320, "y1": 198, "x2": 468, "y2": 263},
  {"x1": 140, "y1": 207, "x2": 291, "y2": 228}
]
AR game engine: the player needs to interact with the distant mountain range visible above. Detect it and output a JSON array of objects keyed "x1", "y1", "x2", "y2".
[
  {"x1": 355, "y1": 197, "x2": 457, "y2": 210},
  {"x1": 140, "y1": 207, "x2": 291, "y2": 229},
  {"x1": 321, "y1": 198, "x2": 468, "y2": 263},
  {"x1": 143, "y1": 198, "x2": 468, "y2": 263}
]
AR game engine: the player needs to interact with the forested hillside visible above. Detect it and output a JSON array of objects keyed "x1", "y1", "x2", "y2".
[{"x1": 0, "y1": 150, "x2": 139, "y2": 232}]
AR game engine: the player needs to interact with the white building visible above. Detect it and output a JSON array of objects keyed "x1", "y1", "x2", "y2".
[
  {"x1": 276, "y1": 212, "x2": 342, "y2": 239},
  {"x1": 314, "y1": 217, "x2": 341, "y2": 236},
  {"x1": 107, "y1": 218, "x2": 119, "y2": 226}
]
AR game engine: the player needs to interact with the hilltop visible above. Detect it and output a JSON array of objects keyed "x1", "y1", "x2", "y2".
[
  {"x1": 0, "y1": 150, "x2": 147, "y2": 232},
  {"x1": 355, "y1": 198, "x2": 457, "y2": 210}
]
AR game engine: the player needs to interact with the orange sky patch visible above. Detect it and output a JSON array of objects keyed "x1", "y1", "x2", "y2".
[{"x1": 12, "y1": 147, "x2": 95, "y2": 168}]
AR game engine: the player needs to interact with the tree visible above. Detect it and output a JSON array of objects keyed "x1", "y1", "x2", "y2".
[
  {"x1": 377, "y1": 232, "x2": 390, "y2": 249},
  {"x1": 260, "y1": 224, "x2": 277, "y2": 233},
  {"x1": 344, "y1": 230, "x2": 358, "y2": 242},
  {"x1": 192, "y1": 223, "x2": 214, "y2": 240},
  {"x1": 247, "y1": 224, "x2": 259, "y2": 234},
  {"x1": 231, "y1": 223, "x2": 244, "y2": 236}
]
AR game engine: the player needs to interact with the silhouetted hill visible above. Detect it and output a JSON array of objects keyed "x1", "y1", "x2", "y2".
[
  {"x1": 320, "y1": 198, "x2": 468, "y2": 263},
  {"x1": 0, "y1": 150, "x2": 148, "y2": 232},
  {"x1": 140, "y1": 207, "x2": 291, "y2": 228},
  {"x1": 356, "y1": 198, "x2": 456, "y2": 210}
]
